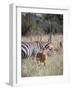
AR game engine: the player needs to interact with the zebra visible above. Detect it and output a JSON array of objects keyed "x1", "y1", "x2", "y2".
[
  {"x1": 21, "y1": 42, "x2": 30, "y2": 58},
  {"x1": 21, "y1": 41, "x2": 50, "y2": 59},
  {"x1": 21, "y1": 42, "x2": 36, "y2": 59}
]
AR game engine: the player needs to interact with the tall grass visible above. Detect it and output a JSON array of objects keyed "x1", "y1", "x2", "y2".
[
  {"x1": 21, "y1": 54, "x2": 63, "y2": 77},
  {"x1": 21, "y1": 35, "x2": 63, "y2": 77}
]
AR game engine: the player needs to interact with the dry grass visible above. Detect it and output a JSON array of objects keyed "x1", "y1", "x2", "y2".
[
  {"x1": 21, "y1": 35, "x2": 63, "y2": 77},
  {"x1": 21, "y1": 54, "x2": 63, "y2": 77}
]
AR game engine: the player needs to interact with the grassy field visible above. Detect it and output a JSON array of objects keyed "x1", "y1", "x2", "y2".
[{"x1": 21, "y1": 35, "x2": 63, "y2": 77}]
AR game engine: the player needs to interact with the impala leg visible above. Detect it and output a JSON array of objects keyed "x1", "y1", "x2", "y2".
[{"x1": 44, "y1": 62, "x2": 46, "y2": 66}]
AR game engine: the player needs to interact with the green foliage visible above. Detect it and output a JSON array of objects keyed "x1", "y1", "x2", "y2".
[{"x1": 21, "y1": 13, "x2": 63, "y2": 36}]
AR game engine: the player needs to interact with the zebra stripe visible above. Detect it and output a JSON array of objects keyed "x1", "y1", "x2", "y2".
[
  {"x1": 21, "y1": 49, "x2": 27, "y2": 58},
  {"x1": 21, "y1": 41, "x2": 49, "y2": 59},
  {"x1": 21, "y1": 47, "x2": 27, "y2": 56},
  {"x1": 21, "y1": 44, "x2": 29, "y2": 56},
  {"x1": 21, "y1": 42, "x2": 30, "y2": 58}
]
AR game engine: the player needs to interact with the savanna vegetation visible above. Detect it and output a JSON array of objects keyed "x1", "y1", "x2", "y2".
[
  {"x1": 21, "y1": 13, "x2": 63, "y2": 36},
  {"x1": 21, "y1": 13, "x2": 63, "y2": 77}
]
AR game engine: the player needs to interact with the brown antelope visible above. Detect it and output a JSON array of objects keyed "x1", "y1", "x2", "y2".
[
  {"x1": 53, "y1": 47, "x2": 59, "y2": 55},
  {"x1": 45, "y1": 42, "x2": 59, "y2": 55},
  {"x1": 36, "y1": 48, "x2": 48, "y2": 66},
  {"x1": 48, "y1": 43, "x2": 59, "y2": 54},
  {"x1": 48, "y1": 43, "x2": 54, "y2": 51}
]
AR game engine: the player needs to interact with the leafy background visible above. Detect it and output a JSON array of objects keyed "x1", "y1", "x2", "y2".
[{"x1": 21, "y1": 13, "x2": 63, "y2": 36}]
